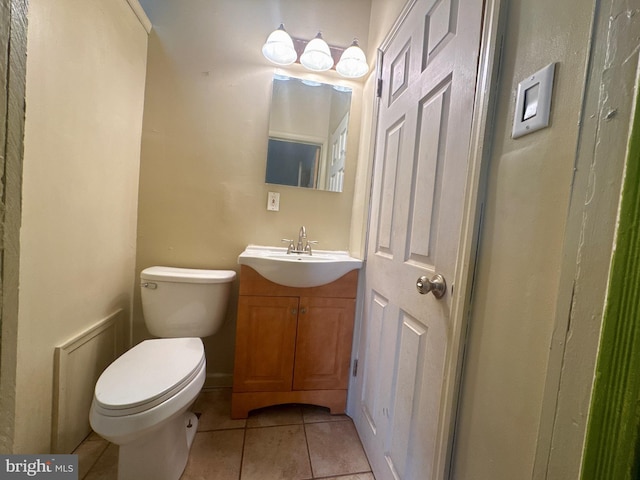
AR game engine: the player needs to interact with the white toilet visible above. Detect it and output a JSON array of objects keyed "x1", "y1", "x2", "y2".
[{"x1": 90, "y1": 266, "x2": 236, "y2": 480}]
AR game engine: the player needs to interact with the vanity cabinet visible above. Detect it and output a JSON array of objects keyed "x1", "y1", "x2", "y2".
[{"x1": 231, "y1": 265, "x2": 358, "y2": 419}]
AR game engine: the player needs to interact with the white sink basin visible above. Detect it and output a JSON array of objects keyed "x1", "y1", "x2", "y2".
[{"x1": 238, "y1": 245, "x2": 363, "y2": 288}]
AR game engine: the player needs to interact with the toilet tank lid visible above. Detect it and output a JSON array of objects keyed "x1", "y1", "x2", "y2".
[{"x1": 141, "y1": 266, "x2": 236, "y2": 284}]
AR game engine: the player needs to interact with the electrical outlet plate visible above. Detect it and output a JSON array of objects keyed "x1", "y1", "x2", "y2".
[{"x1": 267, "y1": 192, "x2": 280, "y2": 211}]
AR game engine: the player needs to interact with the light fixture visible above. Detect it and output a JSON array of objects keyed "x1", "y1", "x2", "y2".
[
  {"x1": 262, "y1": 24, "x2": 297, "y2": 66},
  {"x1": 262, "y1": 26, "x2": 369, "y2": 79},
  {"x1": 300, "y1": 32, "x2": 334, "y2": 72},
  {"x1": 336, "y1": 39, "x2": 369, "y2": 78}
]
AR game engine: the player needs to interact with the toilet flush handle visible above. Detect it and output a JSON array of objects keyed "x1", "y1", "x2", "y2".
[{"x1": 141, "y1": 282, "x2": 157, "y2": 289}]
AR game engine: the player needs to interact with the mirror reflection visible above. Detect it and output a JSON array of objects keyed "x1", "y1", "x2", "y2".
[{"x1": 266, "y1": 75, "x2": 352, "y2": 192}]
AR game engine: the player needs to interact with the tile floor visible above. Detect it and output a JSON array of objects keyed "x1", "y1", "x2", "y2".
[{"x1": 75, "y1": 388, "x2": 375, "y2": 480}]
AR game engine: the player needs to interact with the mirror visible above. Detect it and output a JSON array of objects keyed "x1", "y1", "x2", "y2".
[{"x1": 266, "y1": 75, "x2": 352, "y2": 192}]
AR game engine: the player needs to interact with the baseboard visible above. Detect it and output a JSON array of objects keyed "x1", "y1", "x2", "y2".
[{"x1": 205, "y1": 372, "x2": 233, "y2": 389}]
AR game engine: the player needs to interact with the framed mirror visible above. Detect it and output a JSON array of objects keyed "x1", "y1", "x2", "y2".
[{"x1": 266, "y1": 75, "x2": 352, "y2": 192}]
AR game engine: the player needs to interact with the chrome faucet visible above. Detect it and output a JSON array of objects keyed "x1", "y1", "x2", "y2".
[
  {"x1": 297, "y1": 226, "x2": 307, "y2": 252},
  {"x1": 282, "y1": 226, "x2": 317, "y2": 255}
]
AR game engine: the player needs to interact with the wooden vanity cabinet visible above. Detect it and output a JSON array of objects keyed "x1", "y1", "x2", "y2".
[{"x1": 231, "y1": 265, "x2": 358, "y2": 419}]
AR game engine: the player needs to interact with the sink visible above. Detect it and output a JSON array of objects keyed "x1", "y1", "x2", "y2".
[{"x1": 238, "y1": 245, "x2": 363, "y2": 288}]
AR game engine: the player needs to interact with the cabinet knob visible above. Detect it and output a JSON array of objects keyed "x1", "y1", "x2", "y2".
[
  {"x1": 300, "y1": 307, "x2": 307, "y2": 314},
  {"x1": 291, "y1": 308, "x2": 298, "y2": 315}
]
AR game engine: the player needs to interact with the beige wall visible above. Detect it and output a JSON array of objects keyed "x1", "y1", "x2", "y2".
[
  {"x1": 11, "y1": 0, "x2": 149, "y2": 452},
  {"x1": 450, "y1": 0, "x2": 596, "y2": 478},
  {"x1": 135, "y1": 0, "x2": 371, "y2": 386}
]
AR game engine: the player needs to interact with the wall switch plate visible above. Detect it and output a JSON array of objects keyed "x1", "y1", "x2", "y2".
[
  {"x1": 267, "y1": 192, "x2": 280, "y2": 211},
  {"x1": 512, "y1": 62, "x2": 556, "y2": 138}
]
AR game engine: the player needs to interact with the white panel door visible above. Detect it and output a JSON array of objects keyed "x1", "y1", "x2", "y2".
[{"x1": 353, "y1": 0, "x2": 483, "y2": 478}]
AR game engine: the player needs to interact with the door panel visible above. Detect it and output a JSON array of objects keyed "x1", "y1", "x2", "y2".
[
  {"x1": 424, "y1": 0, "x2": 459, "y2": 64},
  {"x1": 407, "y1": 78, "x2": 451, "y2": 266},
  {"x1": 359, "y1": 292, "x2": 399, "y2": 477},
  {"x1": 353, "y1": 0, "x2": 483, "y2": 478},
  {"x1": 387, "y1": 311, "x2": 428, "y2": 479},
  {"x1": 360, "y1": 291, "x2": 388, "y2": 433},
  {"x1": 376, "y1": 118, "x2": 405, "y2": 257}
]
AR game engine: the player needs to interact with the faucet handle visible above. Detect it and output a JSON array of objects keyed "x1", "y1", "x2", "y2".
[
  {"x1": 305, "y1": 240, "x2": 318, "y2": 255},
  {"x1": 281, "y1": 238, "x2": 295, "y2": 253}
]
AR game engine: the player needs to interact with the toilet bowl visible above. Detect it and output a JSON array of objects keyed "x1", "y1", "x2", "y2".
[
  {"x1": 89, "y1": 267, "x2": 236, "y2": 480},
  {"x1": 90, "y1": 337, "x2": 205, "y2": 480}
]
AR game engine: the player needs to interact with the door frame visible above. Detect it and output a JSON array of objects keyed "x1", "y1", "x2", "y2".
[
  {"x1": 348, "y1": 0, "x2": 506, "y2": 477},
  {"x1": 581, "y1": 78, "x2": 640, "y2": 480},
  {"x1": 0, "y1": 0, "x2": 28, "y2": 454}
]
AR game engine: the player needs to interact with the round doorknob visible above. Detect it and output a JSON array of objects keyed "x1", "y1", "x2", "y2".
[{"x1": 416, "y1": 274, "x2": 446, "y2": 299}]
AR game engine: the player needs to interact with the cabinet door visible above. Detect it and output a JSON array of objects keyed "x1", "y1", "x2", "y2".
[
  {"x1": 233, "y1": 296, "x2": 298, "y2": 392},
  {"x1": 293, "y1": 297, "x2": 356, "y2": 390}
]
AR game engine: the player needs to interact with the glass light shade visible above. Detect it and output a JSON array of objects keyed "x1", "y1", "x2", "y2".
[
  {"x1": 336, "y1": 40, "x2": 369, "y2": 78},
  {"x1": 262, "y1": 24, "x2": 297, "y2": 66},
  {"x1": 300, "y1": 33, "x2": 334, "y2": 72}
]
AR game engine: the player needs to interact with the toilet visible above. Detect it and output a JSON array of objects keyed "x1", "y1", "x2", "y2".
[{"x1": 90, "y1": 266, "x2": 236, "y2": 480}]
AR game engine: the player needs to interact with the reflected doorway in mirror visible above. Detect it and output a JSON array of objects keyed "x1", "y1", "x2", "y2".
[{"x1": 265, "y1": 138, "x2": 321, "y2": 188}]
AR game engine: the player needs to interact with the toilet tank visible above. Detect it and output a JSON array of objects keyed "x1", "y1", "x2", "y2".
[{"x1": 140, "y1": 266, "x2": 236, "y2": 338}]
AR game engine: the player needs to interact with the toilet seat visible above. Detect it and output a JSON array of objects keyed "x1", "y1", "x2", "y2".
[{"x1": 93, "y1": 337, "x2": 205, "y2": 417}]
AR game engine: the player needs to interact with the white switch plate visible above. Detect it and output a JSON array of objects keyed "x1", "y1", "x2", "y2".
[
  {"x1": 267, "y1": 192, "x2": 280, "y2": 211},
  {"x1": 512, "y1": 62, "x2": 556, "y2": 138}
]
